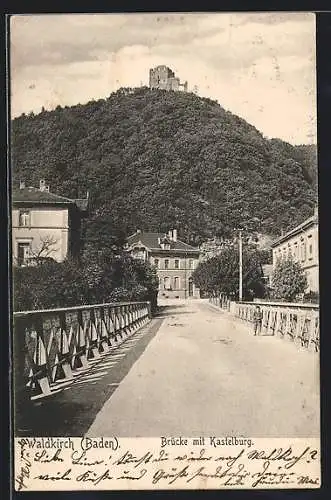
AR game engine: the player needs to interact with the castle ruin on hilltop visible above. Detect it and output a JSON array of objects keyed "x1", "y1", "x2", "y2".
[{"x1": 149, "y1": 65, "x2": 188, "y2": 92}]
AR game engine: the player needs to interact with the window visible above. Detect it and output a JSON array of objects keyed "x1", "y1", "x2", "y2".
[
  {"x1": 154, "y1": 258, "x2": 159, "y2": 268},
  {"x1": 174, "y1": 277, "x2": 180, "y2": 290},
  {"x1": 174, "y1": 259, "x2": 179, "y2": 269},
  {"x1": 18, "y1": 210, "x2": 30, "y2": 227},
  {"x1": 308, "y1": 235, "x2": 313, "y2": 259},
  {"x1": 301, "y1": 241, "x2": 306, "y2": 262},
  {"x1": 164, "y1": 277, "x2": 171, "y2": 290},
  {"x1": 294, "y1": 242, "x2": 298, "y2": 260},
  {"x1": 189, "y1": 259, "x2": 193, "y2": 269},
  {"x1": 309, "y1": 244, "x2": 313, "y2": 258},
  {"x1": 17, "y1": 242, "x2": 30, "y2": 266},
  {"x1": 164, "y1": 259, "x2": 169, "y2": 270}
]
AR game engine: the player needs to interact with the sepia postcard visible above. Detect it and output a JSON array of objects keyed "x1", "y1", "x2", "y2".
[{"x1": 10, "y1": 12, "x2": 320, "y2": 491}]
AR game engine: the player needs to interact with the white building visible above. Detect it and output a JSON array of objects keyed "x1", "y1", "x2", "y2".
[
  {"x1": 271, "y1": 207, "x2": 319, "y2": 293},
  {"x1": 12, "y1": 180, "x2": 89, "y2": 266}
]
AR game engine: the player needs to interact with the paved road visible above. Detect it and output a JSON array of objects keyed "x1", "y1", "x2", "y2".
[{"x1": 87, "y1": 299, "x2": 320, "y2": 438}]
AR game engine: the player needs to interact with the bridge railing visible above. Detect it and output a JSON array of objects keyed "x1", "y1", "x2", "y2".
[
  {"x1": 209, "y1": 295, "x2": 231, "y2": 311},
  {"x1": 13, "y1": 301, "x2": 151, "y2": 402},
  {"x1": 209, "y1": 297, "x2": 319, "y2": 352}
]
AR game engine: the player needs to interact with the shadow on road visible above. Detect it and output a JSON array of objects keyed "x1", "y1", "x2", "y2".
[
  {"x1": 15, "y1": 317, "x2": 164, "y2": 437},
  {"x1": 155, "y1": 304, "x2": 196, "y2": 318}
]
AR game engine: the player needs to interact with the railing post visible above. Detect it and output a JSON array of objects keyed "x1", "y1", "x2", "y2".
[
  {"x1": 76, "y1": 309, "x2": 89, "y2": 369},
  {"x1": 88, "y1": 309, "x2": 100, "y2": 359},
  {"x1": 114, "y1": 306, "x2": 121, "y2": 340},
  {"x1": 33, "y1": 314, "x2": 52, "y2": 396},
  {"x1": 109, "y1": 306, "x2": 118, "y2": 344},
  {"x1": 13, "y1": 316, "x2": 31, "y2": 414},
  {"x1": 53, "y1": 311, "x2": 74, "y2": 382},
  {"x1": 100, "y1": 307, "x2": 110, "y2": 353}
]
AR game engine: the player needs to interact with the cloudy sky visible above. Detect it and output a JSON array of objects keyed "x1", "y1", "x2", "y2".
[{"x1": 10, "y1": 13, "x2": 316, "y2": 144}]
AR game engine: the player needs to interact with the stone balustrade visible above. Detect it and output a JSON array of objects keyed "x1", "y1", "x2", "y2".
[
  {"x1": 209, "y1": 297, "x2": 319, "y2": 352},
  {"x1": 13, "y1": 301, "x2": 151, "y2": 402}
]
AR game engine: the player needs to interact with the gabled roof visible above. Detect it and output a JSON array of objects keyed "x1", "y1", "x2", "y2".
[
  {"x1": 12, "y1": 187, "x2": 89, "y2": 211},
  {"x1": 271, "y1": 214, "x2": 318, "y2": 248},
  {"x1": 127, "y1": 231, "x2": 199, "y2": 253}
]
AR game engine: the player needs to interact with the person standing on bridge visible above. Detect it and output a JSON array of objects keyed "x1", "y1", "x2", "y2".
[{"x1": 253, "y1": 305, "x2": 263, "y2": 336}]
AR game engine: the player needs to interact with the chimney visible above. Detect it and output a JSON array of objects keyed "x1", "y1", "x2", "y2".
[
  {"x1": 45, "y1": 185, "x2": 50, "y2": 192},
  {"x1": 136, "y1": 229, "x2": 141, "y2": 234},
  {"x1": 168, "y1": 230, "x2": 173, "y2": 240},
  {"x1": 39, "y1": 179, "x2": 46, "y2": 192},
  {"x1": 173, "y1": 229, "x2": 177, "y2": 242},
  {"x1": 19, "y1": 180, "x2": 25, "y2": 189}
]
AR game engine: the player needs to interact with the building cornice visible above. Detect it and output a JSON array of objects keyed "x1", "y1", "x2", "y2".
[
  {"x1": 271, "y1": 217, "x2": 318, "y2": 248},
  {"x1": 149, "y1": 248, "x2": 200, "y2": 254}
]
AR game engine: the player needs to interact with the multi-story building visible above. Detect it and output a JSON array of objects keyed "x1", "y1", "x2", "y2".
[
  {"x1": 126, "y1": 229, "x2": 200, "y2": 298},
  {"x1": 271, "y1": 207, "x2": 319, "y2": 293},
  {"x1": 149, "y1": 65, "x2": 188, "y2": 92},
  {"x1": 12, "y1": 180, "x2": 89, "y2": 266}
]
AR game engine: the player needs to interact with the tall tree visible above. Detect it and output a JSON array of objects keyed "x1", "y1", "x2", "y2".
[
  {"x1": 192, "y1": 247, "x2": 267, "y2": 301},
  {"x1": 271, "y1": 255, "x2": 308, "y2": 302}
]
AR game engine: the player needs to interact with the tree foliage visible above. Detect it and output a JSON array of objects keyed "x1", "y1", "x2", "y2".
[
  {"x1": 271, "y1": 255, "x2": 308, "y2": 302},
  {"x1": 11, "y1": 87, "x2": 317, "y2": 244},
  {"x1": 13, "y1": 255, "x2": 159, "y2": 312},
  {"x1": 192, "y1": 246, "x2": 267, "y2": 301}
]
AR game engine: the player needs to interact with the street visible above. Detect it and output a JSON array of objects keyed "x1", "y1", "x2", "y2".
[{"x1": 87, "y1": 299, "x2": 319, "y2": 438}]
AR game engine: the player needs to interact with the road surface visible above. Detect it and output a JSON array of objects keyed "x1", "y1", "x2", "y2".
[{"x1": 86, "y1": 299, "x2": 319, "y2": 438}]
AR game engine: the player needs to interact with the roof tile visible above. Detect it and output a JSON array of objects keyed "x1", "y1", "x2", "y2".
[
  {"x1": 127, "y1": 231, "x2": 199, "y2": 252},
  {"x1": 12, "y1": 187, "x2": 88, "y2": 211}
]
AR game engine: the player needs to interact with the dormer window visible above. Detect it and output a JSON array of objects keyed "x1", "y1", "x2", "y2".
[{"x1": 159, "y1": 235, "x2": 171, "y2": 250}]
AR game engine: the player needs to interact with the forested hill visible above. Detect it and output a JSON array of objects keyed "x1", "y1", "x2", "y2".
[{"x1": 11, "y1": 87, "x2": 317, "y2": 245}]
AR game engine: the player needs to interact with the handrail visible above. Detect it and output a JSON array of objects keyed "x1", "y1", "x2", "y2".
[
  {"x1": 209, "y1": 296, "x2": 319, "y2": 352},
  {"x1": 14, "y1": 300, "x2": 150, "y2": 316},
  {"x1": 239, "y1": 300, "x2": 319, "y2": 309}
]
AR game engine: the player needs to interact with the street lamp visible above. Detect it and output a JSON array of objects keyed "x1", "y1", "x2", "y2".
[{"x1": 234, "y1": 228, "x2": 243, "y2": 302}]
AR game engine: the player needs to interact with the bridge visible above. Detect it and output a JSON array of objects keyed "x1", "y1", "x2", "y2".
[{"x1": 14, "y1": 298, "x2": 319, "y2": 438}]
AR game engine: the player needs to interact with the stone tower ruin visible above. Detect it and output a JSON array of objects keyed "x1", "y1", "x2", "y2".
[{"x1": 149, "y1": 65, "x2": 188, "y2": 92}]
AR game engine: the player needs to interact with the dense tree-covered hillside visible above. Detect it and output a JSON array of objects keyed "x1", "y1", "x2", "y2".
[{"x1": 11, "y1": 87, "x2": 317, "y2": 244}]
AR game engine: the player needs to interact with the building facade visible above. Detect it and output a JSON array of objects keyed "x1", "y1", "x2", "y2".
[
  {"x1": 149, "y1": 66, "x2": 188, "y2": 92},
  {"x1": 127, "y1": 229, "x2": 200, "y2": 299},
  {"x1": 12, "y1": 180, "x2": 89, "y2": 266},
  {"x1": 271, "y1": 208, "x2": 319, "y2": 293}
]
